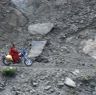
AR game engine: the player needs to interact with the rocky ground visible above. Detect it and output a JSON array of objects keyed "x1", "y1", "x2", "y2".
[{"x1": 1, "y1": 0, "x2": 96, "y2": 95}]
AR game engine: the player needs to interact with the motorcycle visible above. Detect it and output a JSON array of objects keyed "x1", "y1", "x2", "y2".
[{"x1": 2, "y1": 48, "x2": 32, "y2": 66}]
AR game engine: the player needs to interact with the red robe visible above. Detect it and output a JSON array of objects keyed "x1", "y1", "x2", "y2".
[{"x1": 9, "y1": 47, "x2": 20, "y2": 63}]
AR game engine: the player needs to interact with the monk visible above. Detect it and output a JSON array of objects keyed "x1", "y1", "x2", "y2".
[{"x1": 9, "y1": 44, "x2": 20, "y2": 63}]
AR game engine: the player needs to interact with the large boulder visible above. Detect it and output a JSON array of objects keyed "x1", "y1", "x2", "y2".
[
  {"x1": 28, "y1": 41, "x2": 47, "y2": 58},
  {"x1": 82, "y1": 38, "x2": 96, "y2": 59},
  {"x1": 28, "y1": 23, "x2": 54, "y2": 35},
  {"x1": 11, "y1": 0, "x2": 43, "y2": 16},
  {"x1": 11, "y1": 0, "x2": 27, "y2": 9}
]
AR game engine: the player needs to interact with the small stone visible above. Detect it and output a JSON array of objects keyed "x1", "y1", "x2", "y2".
[
  {"x1": 64, "y1": 77, "x2": 76, "y2": 88},
  {"x1": 20, "y1": 74, "x2": 24, "y2": 79},
  {"x1": 56, "y1": 0, "x2": 67, "y2": 5},
  {"x1": 59, "y1": 35, "x2": 66, "y2": 41},
  {"x1": 0, "y1": 86, "x2": 5, "y2": 91},
  {"x1": 57, "y1": 82, "x2": 64, "y2": 88},
  {"x1": 94, "y1": 87, "x2": 96, "y2": 91},
  {"x1": 70, "y1": 24, "x2": 78, "y2": 32},
  {"x1": 44, "y1": 86, "x2": 51, "y2": 90},
  {"x1": 72, "y1": 69, "x2": 80, "y2": 76},
  {"x1": 56, "y1": 92, "x2": 60, "y2": 95},
  {"x1": 15, "y1": 91, "x2": 21, "y2": 95},
  {"x1": 30, "y1": 89, "x2": 36, "y2": 94},
  {"x1": 48, "y1": 88, "x2": 55, "y2": 94},
  {"x1": 12, "y1": 86, "x2": 16, "y2": 91},
  {"x1": 32, "y1": 82, "x2": 38, "y2": 87},
  {"x1": 66, "y1": 36, "x2": 74, "y2": 43},
  {"x1": 28, "y1": 23, "x2": 54, "y2": 35}
]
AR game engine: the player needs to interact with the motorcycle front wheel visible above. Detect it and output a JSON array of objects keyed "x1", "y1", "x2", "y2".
[{"x1": 24, "y1": 59, "x2": 32, "y2": 66}]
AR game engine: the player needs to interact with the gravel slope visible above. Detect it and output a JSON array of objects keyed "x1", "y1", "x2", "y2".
[{"x1": 0, "y1": 0, "x2": 96, "y2": 95}]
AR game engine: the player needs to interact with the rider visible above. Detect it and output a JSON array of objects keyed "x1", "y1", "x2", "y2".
[{"x1": 8, "y1": 43, "x2": 20, "y2": 63}]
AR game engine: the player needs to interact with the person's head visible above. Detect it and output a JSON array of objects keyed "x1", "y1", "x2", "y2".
[
  {"x1": 10, "y1": 42, "x2": 15, "y2": 48},
  {"x1": 6, "y1": 54, "x2": 13, "y2": 61}
]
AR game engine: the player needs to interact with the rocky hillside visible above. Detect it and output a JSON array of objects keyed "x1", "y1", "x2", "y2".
[{"x1": 1, "y1": 0, "x2": 96, "y2": 95}]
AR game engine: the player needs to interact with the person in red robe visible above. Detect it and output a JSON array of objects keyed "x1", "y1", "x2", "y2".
[{"x1": 9, "y1": 44, "x2": 20, "y2": 63}]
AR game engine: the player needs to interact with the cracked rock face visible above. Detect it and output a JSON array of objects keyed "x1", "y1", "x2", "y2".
[
  {"x1": 0, "y1": 0, "x2": 29, "y2": 47},
  {"x1": 8, "y1": 8, "x2": 27, "y2": 27},
  {"x1": 11, "y1": 0, "x2": 42, "y2": 16},
  {"x1": 11, "y1": 0, "x2": 27, "y2": 9}
]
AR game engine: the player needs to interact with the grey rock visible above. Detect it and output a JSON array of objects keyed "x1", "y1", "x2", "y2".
[
  {"x1": 44, "y1": 86, "x2": 51, "y2": 90},
  {"x1": 32, "y1": 82, "x2": 38, "y2": 87},
  {"x1": 56, "y1": 0, "x2": 67, "y2": 5},
  {"x1": 30, "y1": 89, "x2": 36, "y2": 94},
  {"x1": 48, "y1": 88, "x2": 55, "y2": 94},
  {"x1": 11, "y1": 0, "x2": 27, "y2": 9},
  {"x1": 31, "y1": 79, "x2": 38, "y2": 87},
  {"x1": 93, "y1": 91, "x2": 96, "y2": 95},
  {"x1": 28, "y1": 41, "x2": 47, "y2": 58},
  {"x1": 57, "y1": 82, "x2": 64, "y2": 88},
  {"x1": 64, "y1": 77, "x2": 76, "y2": 88},
  {"x1": 28, "y1": 23, "x2": 54, "y2": 35},
  {"x1": 12, "y1": 86, "x2": 16, "y2": 91},
  {"x1": 15, "y1": 91, "x2": 21, "y2": 95},
  {"x1": 0, "y1": 81, "x2": 6, "y2": 91},
  {"x1": 55, "y1": 92, "x2": 60, "y2": 95},
  {"x1": 94, "y1": 87, "x2": 96, "y2": 91},
  {"x1": 11, "y1": 0, "x2": 41, "y2": 16},
  {"x1": 79, "y1": 92, "x2": 87, "y2": 95},
  {"x1": 70, "y1": 24, "x2": 78, "y2": 32},
  {"x1": 71, "y1": 69, "x2": 80, "y2": 76},
  {"x1": 82, "y1": 38, "x2": 96, "y2": 59},
  {"x1": 0, "y1": 86, "x2": 5, "y2": 91}
]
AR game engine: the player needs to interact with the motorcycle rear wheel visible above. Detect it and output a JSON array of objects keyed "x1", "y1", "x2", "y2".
[{"x1": 2, "y1": 56, "x2": 12, "y2": 66}]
